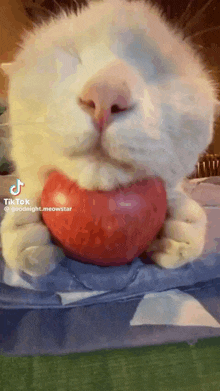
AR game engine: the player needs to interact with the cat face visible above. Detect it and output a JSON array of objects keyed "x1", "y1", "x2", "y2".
[{"x1": 6, "y1": 0, "x2": 217, "y2": 192}]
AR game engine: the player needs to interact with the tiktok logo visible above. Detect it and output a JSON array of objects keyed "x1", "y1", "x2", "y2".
[{"x1": 9, "y1": 179, "x2": 25, "y2": 196}]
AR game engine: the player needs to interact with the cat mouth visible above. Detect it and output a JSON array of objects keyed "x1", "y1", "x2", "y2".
[
  {"x1": 65, "y1": 143, "x2": 134, "y2": 172},
  {"x1": 93, "y1": 145, "x2": 134, "y2": 171}
]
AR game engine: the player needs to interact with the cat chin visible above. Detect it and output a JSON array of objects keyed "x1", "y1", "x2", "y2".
[
  {"x1": 36, "y1": 155, "x2": 151, "y2": 192},
  {"x1": 60, "y1": 157, "x2": 149, "y2": 191}
]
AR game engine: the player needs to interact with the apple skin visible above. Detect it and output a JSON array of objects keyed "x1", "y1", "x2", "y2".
[{"x1": 41, "y1": 172, "x2": 167, "y2": 266}]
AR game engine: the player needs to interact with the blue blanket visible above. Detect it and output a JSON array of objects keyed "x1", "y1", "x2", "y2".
[{"x1": 1, "y1": 179, "x2": 220, "y2": 356}]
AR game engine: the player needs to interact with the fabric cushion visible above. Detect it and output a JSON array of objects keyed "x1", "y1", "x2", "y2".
[{"x1": 0, "y1": 177, "x2": 220, "y2": 357}]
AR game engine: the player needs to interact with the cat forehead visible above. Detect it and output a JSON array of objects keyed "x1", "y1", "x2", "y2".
[
  {"x1": 19, "y1": 0, "x2": 178, "y2": 55},
  {"x1": 10, "y1": 0, "x2": 209, "y2": 83}
]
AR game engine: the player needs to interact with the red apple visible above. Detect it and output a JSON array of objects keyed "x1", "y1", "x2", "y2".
[{"x1": 41, "y1": 171, "x2": 167, "y2": 266}]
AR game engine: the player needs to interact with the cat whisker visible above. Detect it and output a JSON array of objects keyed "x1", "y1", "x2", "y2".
[
  {"x1": 179, "y1": 0, "x2": 196, "y2": 28},
  {"x1": 183, "y1": 0, "x2": 215, "y2": 34},
  {"x1": 51, "y1": 0, "x2": 64, "y2": 12},
  {"x1": 0, "y1": 122, "x2": 48, "y2": 127},
  {"x1": 25, "y1": 3, "x2": 60, "y2": 23},
  {"x1": 186, "y1": 25, "x2": 220, "y2": 39}
]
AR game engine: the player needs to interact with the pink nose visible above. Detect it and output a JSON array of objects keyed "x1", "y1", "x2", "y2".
[{"x1": 78, "y1": 64, "x2": 131, "y2": 131}]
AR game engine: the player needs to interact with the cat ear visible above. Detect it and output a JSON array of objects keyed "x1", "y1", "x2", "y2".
[
  {"x1": 54, "y1": 47, "x2": 80, "y2": 82},
  {"x1": 0, "y1": 63, "x2": 13, "y2": 76}
]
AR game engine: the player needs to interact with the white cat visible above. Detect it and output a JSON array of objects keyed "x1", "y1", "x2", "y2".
[{"x1": 1, "y1": 0, "x2": 218, "y2": 276}]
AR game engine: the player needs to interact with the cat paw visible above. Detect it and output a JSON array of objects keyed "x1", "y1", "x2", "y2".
[
  {"x1": 18, "y1": 245, "x2": 65, "y2": 276},
  {"x1": 1, "y1": 210, "x2": 65, "y2": 276},
  {"x1": 146, "y1": 193, "x2": 207, "y2": 268}
]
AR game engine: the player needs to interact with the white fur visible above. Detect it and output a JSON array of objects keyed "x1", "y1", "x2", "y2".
[{"x1": 1, "y1": 0, "x2": 218, "y2": 275}]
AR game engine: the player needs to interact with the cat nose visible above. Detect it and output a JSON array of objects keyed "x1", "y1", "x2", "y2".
[
  {"x1": 78, "y1": 67, "x2": 132, "y2": 131},
  {"x1": 79, "y1": 84, "x2": 130, "y2": 131}
]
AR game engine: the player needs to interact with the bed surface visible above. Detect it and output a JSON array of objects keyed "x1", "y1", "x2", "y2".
[{"x1": 0, "y1": 176, "x2": 220, "y2": 356}]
